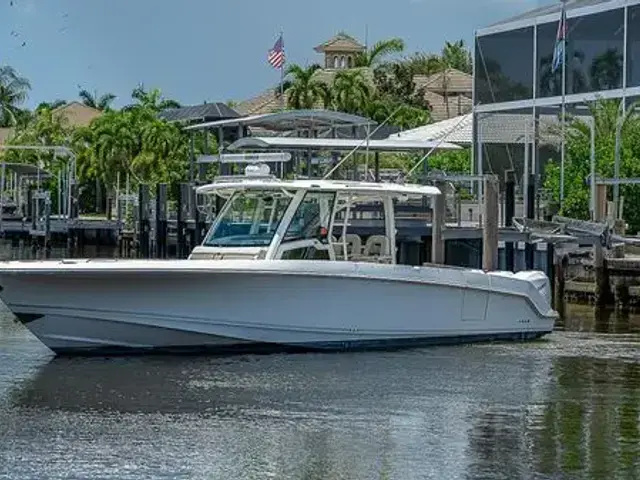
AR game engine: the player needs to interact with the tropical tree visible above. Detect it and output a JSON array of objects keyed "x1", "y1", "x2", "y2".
[
  {"x1": 331, "y1": 70, "x2": 371, "y2": 114},
  {"x1": 78, "y1": 89, "x2": 116, "y2": 111},
  {"x1": 441, "y1": 40, "x2": 472, "y2": 74},
  {"x1": 127, "y1": 84, "x2": 181, "y2": 112},
  {"x1": 36, "y1": 99, "x2": 66, "y2": 113},
  {"x1": 0, "y1": 65, "x2": 31, "y2": 127},
  {"x1": 284, "y1": 64, "x2": 328, "y2": 109},
  {"x1": 354, "y1": 38, "x2": 405, "y2": 67},
  {"x1": 544, "y1": 99, "x2": 640, "y2": 231}
]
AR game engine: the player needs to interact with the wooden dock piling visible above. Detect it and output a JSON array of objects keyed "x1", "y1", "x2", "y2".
[
  {"x1": 504, "y1": 171, "x2": 515, "y2": 272},
  {"x1": 594, "y1": 183, "x2": 612, "y2": 306},
  {"x1": 431, "y1": 182, "x2": 445, "y2": 265},
  {"x1": 524, "y1": 174, "x2": 535, "y2": 270},
  {"x1": 155, "y1": 183, "x2": 168, "y2": 259},
  {"x1": 176, "y1": 183, "x2": 190, "y2": 259},
  {"x1": 482, "y1": 178, "x2": 499, "y2": 271},
  {"x1": 138, "y1": 184, "x2": 150, "y2": 258}
]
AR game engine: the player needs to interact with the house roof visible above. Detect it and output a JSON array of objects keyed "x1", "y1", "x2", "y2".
[
  {"x1": 414, "y1": 68, "x2": 472, "y2": 95},
  {"x1": 424, "y1": 91, "x2": 473, "y2": 122},
  {"x1": 51, "y1": 101, "x2": 102, "y2": 128},
  {"x1": 236, "y1": 67, "x2": 374, "y2": 117},
  {"x1": 158, "y1": 103, "x2": 240, "y2": 123},
  {"x1": 0, "y1": 127, "x2": 13, "y2": 145},
  {"x1": 235, "y1": 88, "x2": 289, "y2": 116},
  {"x1": 314, "y1": 32, "x2": 365, "y2": 53}
]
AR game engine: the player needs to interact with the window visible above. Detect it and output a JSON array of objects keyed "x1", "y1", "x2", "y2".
[
  {"x1": 340, "y1": 56, "x2": 346, "y2": 68},
  {"x1": 475, "y1": 27, "x2": 534, "y2": 104},
  {"x1": 628, "y1": 6, "x2": 640, "y2": 87},
  {"x1": 283, "y1": 191, "x2": 335, "y2": 242},
  {"x1": 333, "y1": 55, "x2": 339, "y2": 68},
  {"x1": 564, "y1": 9, "x2": 624, "y2": 94},
  {"x1": 204, "y1": 189, "x2": 293, "y2": 247},
  {"x1": 347, "y1": 56, "x2": 353, "y2": 68}
]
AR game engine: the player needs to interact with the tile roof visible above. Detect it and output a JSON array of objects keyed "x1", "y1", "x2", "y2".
[
  {"x1": 314, "y1": 33, "x2": 365, "y2": 53},
  {"x1": 51, "y1": 102, "x2": 102, "y2": 128},
  {"x1": 414, "y1": 68, "x2": 472, "y2": 95},
  {"x1": 424, "y1": 91, "x2": 472, "y2": 122}
]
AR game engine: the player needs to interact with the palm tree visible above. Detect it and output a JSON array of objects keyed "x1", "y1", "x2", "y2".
[
  {"x1": 78, "y1": 89, "x2": 116, "y2": 111},
  {"x1": 284, "y1": 64, "x2": 328, "y2": 109},
  {"x1": 35, "y1": 99, "x2": 66, "y2": 114},
  {"x1": 0, "y1": 65, "x2": 31, "y2": 127},
  {"x1": 441, "y1": 40, "x2": 472, "y2": 73},
  {"x1": 331, "y1": 70, "x2": 371, "y2": 114},
  {"x1": 354, "y1": 38, "x2": 405, "y2": 68},
  {"x1": 128, "y1": 84, "x2": 181, "y2": 111}
]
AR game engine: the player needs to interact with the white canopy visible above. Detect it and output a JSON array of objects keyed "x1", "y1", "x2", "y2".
[
  {"x1": 388, "y1": 114, "x2": 473, "y2": 145},
  {"x1": 196, "y1": 178, "x2": 441, "y2": 197},
  {"x1": 227, "y1": 136, "x2": 462, "y2": 152}
]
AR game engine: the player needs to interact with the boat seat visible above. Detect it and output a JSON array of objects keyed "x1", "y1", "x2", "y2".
[
  {"x1": 363, "y1": 235, "x2": 390, "y2": 257},
  {"x1": 360, "y1": 235, "x2": 393, "y2": 263},
  {"x1": 334, "y1": 234, "x2": 362, "y2": 260}
]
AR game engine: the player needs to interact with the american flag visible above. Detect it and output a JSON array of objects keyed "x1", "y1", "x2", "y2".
[
  {"x1": 552, "y1": 3, "x2": 567, "y2": 73},
  {"x1": 267, "y1": 34, "x2": 285, "y2": 70}
]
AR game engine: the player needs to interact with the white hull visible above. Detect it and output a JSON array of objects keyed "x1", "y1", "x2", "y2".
[{"x1": 0, "y1": 259, "x2": 557, "y2": 355}]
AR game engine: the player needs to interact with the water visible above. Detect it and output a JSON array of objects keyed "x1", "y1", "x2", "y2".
[{"x1": 1, "y1": 306, "x2": 639, "y2": 480}]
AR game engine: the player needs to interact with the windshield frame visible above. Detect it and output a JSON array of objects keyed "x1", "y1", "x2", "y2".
[{"x1": 203, "y1": 188, "x2": 295, "y2": 248}]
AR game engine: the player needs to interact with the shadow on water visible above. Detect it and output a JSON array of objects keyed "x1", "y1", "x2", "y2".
[{"x1": 1, "y1": 308, "x2": 639, "y2": 479}]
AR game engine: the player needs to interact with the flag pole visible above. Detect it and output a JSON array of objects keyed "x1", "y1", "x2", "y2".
[
  {"x1": 280, "y1": 30, "x2": 285, "y2": 110},
  {"x1": 560, "y1": 0, "x2": 567, "y2": 208}
]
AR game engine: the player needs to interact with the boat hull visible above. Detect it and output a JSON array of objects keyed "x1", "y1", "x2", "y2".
[{"x1": 0, "y1": 259, "x2": 557, "y2": 355}]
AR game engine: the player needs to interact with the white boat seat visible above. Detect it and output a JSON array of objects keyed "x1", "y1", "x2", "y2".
[
  {"x1": 334, "y1": 234, "x2": 362, "y2": 260},
  {"x1": 363, "y1": 235, "x2": 390, "y2": 257}
]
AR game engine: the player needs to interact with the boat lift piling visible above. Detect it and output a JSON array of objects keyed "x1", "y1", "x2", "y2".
[
  {"x1": 482, "y1": 177, "x2": 499, "y2": 271},
  {"x1": 138, "y1": 184, "x2": 151, "y2": 259},
  {"x1": 155, "y1": 183, "x2": 168, "y2": 259},
  {"x1": 176, "y1": 183, "x2": 191, "y2": 259},
  {"x1": 431, "y1": 181, "x2": 446, "y2": 265},
  {"x1": 504, "y1": 170, "x2": 516, "y2": 272}
]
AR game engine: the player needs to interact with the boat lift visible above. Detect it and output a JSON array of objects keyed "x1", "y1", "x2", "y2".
[{"x1": 0, "y1": 145, "x2": 77, "y2": 235}]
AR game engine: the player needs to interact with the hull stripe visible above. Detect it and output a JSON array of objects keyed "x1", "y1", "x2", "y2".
[{"x1": 49, "y1": 330, "x2": 552, "y2": 357}]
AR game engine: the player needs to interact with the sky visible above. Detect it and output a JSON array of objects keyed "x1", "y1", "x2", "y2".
[{"x1": 0, "y1": 0, "x2": 555, "y2": 109}]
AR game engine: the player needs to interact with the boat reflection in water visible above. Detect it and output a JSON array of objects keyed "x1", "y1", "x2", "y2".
[{"x1": 4, "y1": 322, "x2": 640, "y2": 478}]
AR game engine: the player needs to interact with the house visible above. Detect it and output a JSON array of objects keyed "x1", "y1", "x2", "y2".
[
  {"x1": 236, "y1": 33, "x2": 371, "y2": 116},
  {"x1": 51, "y1": 101, "x2": 103, "y2": 128},
  {"x1": 314, "y1": 32, "x2": 365, "y2": 70},
  {"x1": 414, "y1": 68, "x2": 473, "y2": 122},
  {"x1": 236, "y1": 34, "x2": 472, "y2": 122},
  {"x1": 0, "y1": 127, "x2": 13, "y2": 145}
]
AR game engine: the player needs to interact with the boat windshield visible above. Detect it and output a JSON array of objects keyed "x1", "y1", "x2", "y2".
[{"x1": 204, "y1": 189, "x2": 293, "y2": 247}]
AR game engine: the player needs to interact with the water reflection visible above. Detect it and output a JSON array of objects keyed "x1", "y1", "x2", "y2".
[{"x1": 1, "y1": 310, "x2": 639, "y2": 479}]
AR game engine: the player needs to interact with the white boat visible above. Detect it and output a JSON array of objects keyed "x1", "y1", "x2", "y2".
[{"x1": 0, "y1": 170, "x2": 557, "y2": 355}]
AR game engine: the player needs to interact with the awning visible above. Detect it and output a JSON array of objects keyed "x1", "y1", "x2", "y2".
[{"x1": 227, "y1": 136, "x2": 461, "y2": 152}]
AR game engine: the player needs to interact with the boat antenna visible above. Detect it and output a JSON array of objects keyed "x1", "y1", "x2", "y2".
[{"x1": 323, "y1": 104, "x2": 403, "y2": 180}]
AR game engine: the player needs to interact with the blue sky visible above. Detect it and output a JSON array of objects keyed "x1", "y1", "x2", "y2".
[{"x1": 1, "y1": 0, "x2": 553, "y2": 109}]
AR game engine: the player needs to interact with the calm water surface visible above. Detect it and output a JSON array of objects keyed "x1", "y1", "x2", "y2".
[{"x1": 1, "y1": 304, "x2": 639, "y2": 480}]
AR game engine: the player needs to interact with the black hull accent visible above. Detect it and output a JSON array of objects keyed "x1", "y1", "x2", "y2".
[{"x1": 50, "y1": 331, "x2": 552, "y2": 357}]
